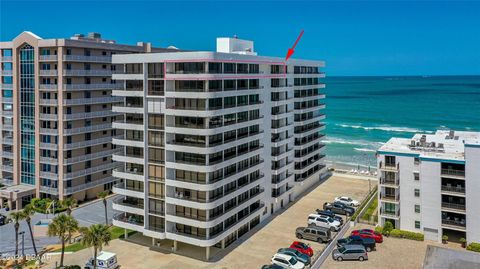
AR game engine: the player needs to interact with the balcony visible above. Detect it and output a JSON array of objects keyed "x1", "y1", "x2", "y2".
[
  {"x1": 112, "y1": 196, "x2": 144, "y2": 215},
  {"x1": 0, "y1": 70, "x2": 12, "y2": 76},
  {"x1": 441, "y1": 185, "x2": 465, "y2": 195},
  {"x1": 112, "y1": 151, "x2": 144, "y2": 165},
  {"x1": 63, "y1": 162, "x2": 120, "y2": 180},
  {"x1": 380, "y1": 192, "x2": 400, "y2": 202},
  {"x1": 112, "y1": 167, "x2": 144, "y2": 182},
  {"x1": 441, "y1": 169, "x2": 465, "y2": 178},
  {"x1": 441, "y1": 202, "x2": 466, "y2": 212},
  {"x1": 64, "y1": 135, "x2": 118, "y2": 150},
  {"x1": 63, "y1": 83, "x2": 123, "y2": 91},
  {"x1": 64, "y1": 148, "x2": 121, "y2": 164},
  {"x1": 63, "y1": 69, "x2": 113, "y2": 76},
  {"x1": 63, "y1": 96, "x2": 122, "y2": 105},
  {"x1": 441, "y1": 218, "x2": 466, "y2": 230},
  {"x1": 39, "y1": 70, "x2": 58, "y2": 76},
  {"x1": 39, "y1": 55, "x2": 58, "y2": 61},
  {"x1": 112, "y1": 212, "x2": 144, "y2": 231},
  {"x1": 63, "y1": 55, "x2": 112, "y2": 62},
  {"x1": 112, "y1": 183, "x2": 144, "y2": 199},
  {"x1": 379, "y1": 208, "x2": 400, "y2": 218},
  {"x1": 64, "y1": 110, "x2": 121, "y2": 120},
  {"x1": 380, "y1": 177, "x2": 399, "y2": 186},
  {"x1": 63, "y1": 123, "x2": 112, "y2": 135},
  {"x1": 379, "y1": 161, "x2": 399, "y2": 172},
  {"x1": 64, "y1": 176, "x2": 117, "y2": 195}
]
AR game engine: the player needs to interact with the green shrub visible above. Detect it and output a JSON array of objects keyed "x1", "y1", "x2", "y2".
[
  {"x1": 388, "y1": 229, "x2": 424, "y2": 241},
  {"x1": 460, "y1": 238, "x2": 467, "y2": 243},
  {"x1": 383, "y1": 221, "x2": 393, "y2": 236},
  {"x1": 442, "y1": 235, "x2": 449, "y2": 241},
  {"x1": 31, "y1": 198, "x2": 67, "y2": 214},
  {"x1": 374, "y1": 226, "x2": 383, "y2": 234},
  {"x1": 466, "y1": 242, "x2": 480, "y2": 252}
]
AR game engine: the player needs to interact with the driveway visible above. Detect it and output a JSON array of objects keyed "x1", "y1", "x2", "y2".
[
  {"x1": 44, "y1": 175, "x2": 372, "y2": 269},
  {"x1": 0, "y1": 195, "x2": 116, "y2": 257}
]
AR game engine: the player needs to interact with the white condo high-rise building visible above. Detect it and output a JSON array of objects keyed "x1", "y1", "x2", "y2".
[
  {"x1": 110, "y1": 37, "x2": 327, "y2": 260},
  {"x1": 377, "y1": 130, "x2": 480, "y2": 243}
]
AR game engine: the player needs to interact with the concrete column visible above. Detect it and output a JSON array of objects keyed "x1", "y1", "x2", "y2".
[
  {"x1": 124, "y1": 229, "x2": 128, "y2": 239},
  {"x1": 7, "y1": 200, "x2": 13, "y2": 210},
  {"x1": 221, "y1": 239, "x2": 225, "y2": 249},
  {"x1": 205, "y1": 246, "x2": 210, "y2": 261},
  {"x1": 173, "y1": 240, "x2": 178, "y2": 252},
  {"x1": 0, "y1": 198, "x2": 4, "y2": 208},
  {"x1": 152, "y1": 238, "x2": 155, "y2": 246},
  {"x1": 15, "y1": 199, "x2": 21, "y2": 210}
]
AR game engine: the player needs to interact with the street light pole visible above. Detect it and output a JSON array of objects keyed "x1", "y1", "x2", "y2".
[{"x1": 19, "y1": 231, "x2": 25, "y2": 262}]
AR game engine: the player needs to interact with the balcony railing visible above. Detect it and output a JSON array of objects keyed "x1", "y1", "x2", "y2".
[
  {"x1": 441, "y1": 218, "x2": 466, "y2": 228},
  {"x1": 441, "y1": 169, "x2": 465, "y2": 177},
  {"x1": 63, "y1": 83, "x2": 123, "y2": 91},
  {"x1": 380, "y1": 193, "x2": 400, "y2": 202},
  {"x1": 63, "y1": 55, "x2": 112, "y2": 62},
  {"x1": 441, "y1": 202, "x2": 466, "y2": 211},
  {"x1": 441, "y1": 185, "x2": 465, "y2": 194},
  {"x1": 63, "y1": 69, "x2": 113, "y2": 76},
  {"x1": 63, "y1": 123, "x2": 112, "y2": 135},
  {"x1": 380, "y1": 178, "x2": 399, "y2": 186},
  {"x1": 380, "y1": 208, "x2": 400, "y2": 217},
  {"x1": 113, "y1": 212, "x2": 144, "y2": 227},
  {"x1": 63, "y1": 96, "x2": 122, "y2": 105},
  {"x1": 39, "y1": 70, "x2": 58, "y2": 76},
  {"x1": 64, "y1": 176, "x2": 117, "y2": 195},
  {"x1": 39, "y1": 55, "x2": 58, "y2": 61},
  {"x1": 113, "y1": 197, "x2": 144, "y2": 209},
  {"x1": 379, "y1": 161, "x2": 399, "y2": 171}
]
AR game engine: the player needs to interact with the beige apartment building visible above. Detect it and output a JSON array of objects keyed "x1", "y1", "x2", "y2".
[{"x1": 0, "y1": 31, "x2": 172, "y2": 210}]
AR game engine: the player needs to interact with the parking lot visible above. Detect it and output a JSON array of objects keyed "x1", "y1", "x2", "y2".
[
  {"x1": 44, "y1": 174, "x2": 372, "y2": 269},
  {"x1": 322, "y1": 223, "x2": 463, "y2": 269}
]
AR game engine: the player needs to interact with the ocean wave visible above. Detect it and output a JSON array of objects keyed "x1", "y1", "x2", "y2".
[
  {"x1": 353, "y1": 148, "x2": 377, "y2": 153},
  {"x1": 323, "y1": 137, "x2": 384, "y2": 147},
  {"x1": 336, "y1": 124, "x2": 433, "y2": 133}
]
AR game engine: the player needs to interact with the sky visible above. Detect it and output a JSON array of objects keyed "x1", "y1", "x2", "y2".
[{"x1": 1, "y1": 0, "x2": 480, "y2": 76}]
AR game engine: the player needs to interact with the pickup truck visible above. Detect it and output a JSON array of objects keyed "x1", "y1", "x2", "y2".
[
  {"x1": 337, "y1": 235, "x2": 376, "y2": 252},
  {"x1": 323, "y1": 202, "x2": 355, "y2": 216}
]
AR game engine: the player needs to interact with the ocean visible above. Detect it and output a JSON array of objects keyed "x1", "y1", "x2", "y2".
[{"x1": 322, "y1": 75, "x2": 480, "y2": 170}]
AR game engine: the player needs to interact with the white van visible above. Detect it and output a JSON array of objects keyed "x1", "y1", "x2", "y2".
[{"x1": 85, "y1": 251, "x2": 119, "y2": 269}]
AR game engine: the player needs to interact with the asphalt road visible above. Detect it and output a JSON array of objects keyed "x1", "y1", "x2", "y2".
[{"x1": 0, "y1": 195, "x2": 116, "y2": 257}]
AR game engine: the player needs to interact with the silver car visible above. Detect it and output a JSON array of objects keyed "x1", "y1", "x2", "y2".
[{"x1": 332, "y1": 244, "x2": 368, "y2": 261}]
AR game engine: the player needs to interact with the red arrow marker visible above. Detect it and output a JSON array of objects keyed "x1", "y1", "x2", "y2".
[{"x1": 285, "y1": 30, "x2": 304, "y2": 61}]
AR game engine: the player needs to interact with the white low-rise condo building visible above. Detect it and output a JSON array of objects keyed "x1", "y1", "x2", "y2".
[
  {"x1": 377, "y1": 130, "x2": 480, "y2": 243},
  {"x1": 110, "y1": 37, "x2": 327, "y2": 260}
]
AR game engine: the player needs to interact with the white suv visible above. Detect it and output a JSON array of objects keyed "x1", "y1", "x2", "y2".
[
  {"x1": 334, "y1": 196, "x2": 360, "y2": 207},
  {"x1": 307, "y1": 214, "x2": 341, "y2": 231},
  {"x1": 271, "y1": 253, "x2": 305, "y2": 269}
]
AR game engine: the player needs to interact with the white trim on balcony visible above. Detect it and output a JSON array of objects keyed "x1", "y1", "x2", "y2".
[
  {"x1": 112, "y1": 153, "x2": 144, "y2": 165},
  {"x1": 112, "y1": 121, "x2": 144, "y2": 131},
  {"x1": 112, "y1": 168, "x2": 145, "y2": 182}
]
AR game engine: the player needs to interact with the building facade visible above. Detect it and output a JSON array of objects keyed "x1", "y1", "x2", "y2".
[
  {"x1": 110, "y1": 37, "x2": 326, "y2": 260},
  {"x1": 0, "y1": 31, "x2": 171, "y2": 209},
  {"x1": 377, "y1": 130, "x2": 480, "y2": 243}
]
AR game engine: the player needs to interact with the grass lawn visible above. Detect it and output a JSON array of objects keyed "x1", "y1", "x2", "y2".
[{"x1": 54, "y1": 226, "x2": 135, "y2": 253}]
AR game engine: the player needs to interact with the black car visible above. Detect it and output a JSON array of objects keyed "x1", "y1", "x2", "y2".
[
  {"x1": 261, "y1": 264, "x2": 284, "y2": 269},
  {"x1": 323, "y1": 202, "x2": 355, "y2": 216},
  {"x1": 337, "y1": 235, "x2": 376, "y2": 252},
  {"x1": 316, "y1": 209, "x2": 344, "y2": 225}
]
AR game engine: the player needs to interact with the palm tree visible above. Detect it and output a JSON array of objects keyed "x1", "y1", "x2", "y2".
[
  {"x1": 80, "y1": 224, "x2": 112, "y2": 269},
  {"x1": 62, "y1": 197, "x2": 78, "y2": 243},
  {"x1": 47, "y1": 214, "x2": 79, "y2": 267},
  {"x1": 97, "y1": 191, "x2": 109, "y2": 225},
  {"x1": 62, "y1": 197, "x2": 77, "y2": 216},
  {"x1": 22, "y1": 205, "x2": 38, "y2": 257},
  {"x1": 9, "y1": 211, "x2": 25, "y2": 262}
]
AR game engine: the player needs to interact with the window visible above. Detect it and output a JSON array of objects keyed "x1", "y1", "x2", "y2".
[
  {"x1": 415, "y1": 204, "x2": 420, "y2": 213},
  {"x1": 415, "y1": 221, "x2": 421, "y2": 229},
  {"x1": 414, "y1": 189, "x2": 420, "y2": 197},
  {"x1": 414, "y1": 173, "x2": 420, "y2": 181},
  {"x1": 414, "y1": 157, "x2": 420, "y2": 165}
]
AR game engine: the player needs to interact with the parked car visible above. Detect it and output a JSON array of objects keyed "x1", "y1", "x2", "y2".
[
  {"x1": 0, "y1": 214, "x2": 7, "y2": 226},
  {"x1": 277, "y1": 248, "x2": 311, "y2": 266},
  {"x1": 307, "y1": 214, "x2": 341, "y2": 231},
  {"x1": 296, "y1": 226, "x2": 331, "y2": 243},
  {"x1": 334, "y1": 196, "x2": 360, "y2": 207},
  {"x1": 332, "y1": 245, "x2": 368, "y2": 261},
  {"x1": 315, "y1": 209, "x2": 344, "y2": 225},
  {"x1": 323, "y1": 202, "x2": 355, "y2": 216},
  {"x1": 261, "y1": 264, "x2": 284, "y2": 269},
  {"x1": 271, "y1": 253, "x2": 305, "y2": 269},
  {"x1": 351, "y1": 229, "x2": 383, "y2": 243},
  {"x1": 337, "y1": 235, "x2": 376, "y2": 252},
  {"x1": 289, "y1": 241, "x2": 314, "y2": 257}
]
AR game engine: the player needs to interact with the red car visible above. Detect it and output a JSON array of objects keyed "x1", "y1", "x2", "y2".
[
  {"x1": 289, "y1": 241, "x2": 314, "y2": 257},
  {"x1": 351, "y1": 229, "x2": 383, "y2": 243}
]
